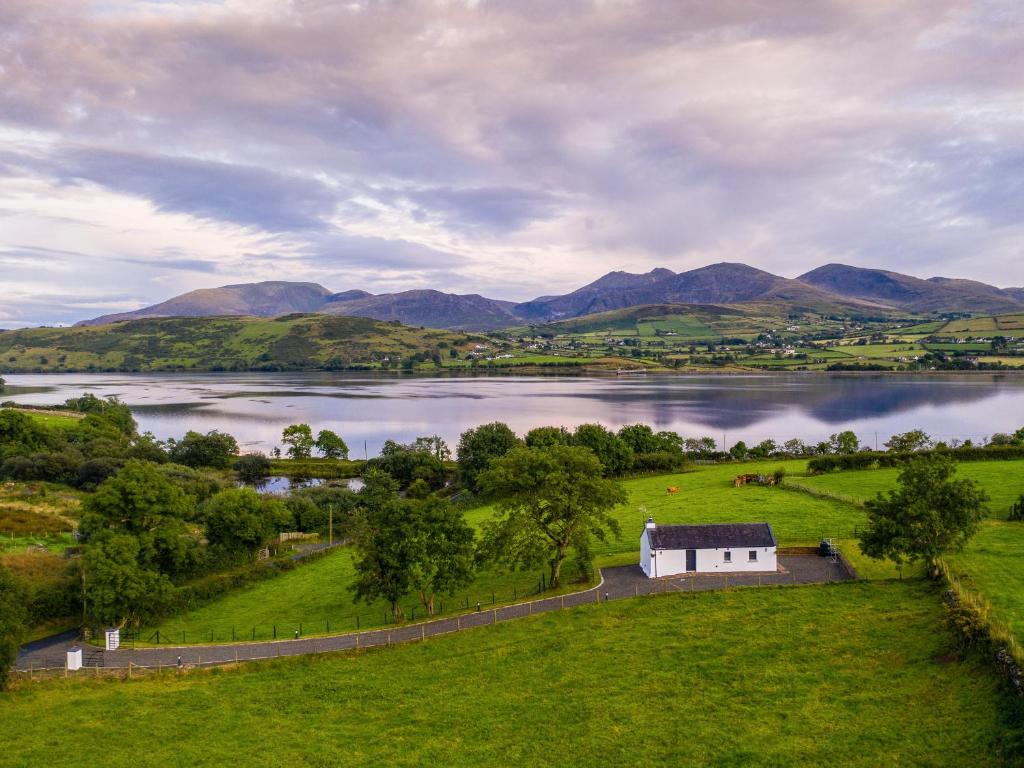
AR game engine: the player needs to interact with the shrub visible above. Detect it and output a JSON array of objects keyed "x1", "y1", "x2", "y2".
[{"x1": 1010, "y1": 495, "x2": 1024, "y2": 522}]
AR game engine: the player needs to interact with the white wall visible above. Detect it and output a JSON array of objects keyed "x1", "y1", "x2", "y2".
[
  {"x1": 639, "y1": 530, "x2": 653, "y2": 576},
  {"x1": 645, "y1": 545, "x2": 777, "y2": 578}
]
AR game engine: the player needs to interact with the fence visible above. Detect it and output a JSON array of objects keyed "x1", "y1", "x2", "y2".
[
  {"x1": 15, "y1": 555, "x2": 861, "y2": 677},
  {"x1": 110, "y1": 574, "x2": 555, "y2": 648}
]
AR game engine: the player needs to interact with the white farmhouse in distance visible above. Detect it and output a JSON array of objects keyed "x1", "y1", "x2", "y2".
[{"x1": 639, "y1": 519, "x2": 777, "y2": 578}]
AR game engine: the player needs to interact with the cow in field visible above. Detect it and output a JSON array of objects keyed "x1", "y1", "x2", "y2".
[{"x1": 666, "y1": 486, "x2": 679, "y2": 494}]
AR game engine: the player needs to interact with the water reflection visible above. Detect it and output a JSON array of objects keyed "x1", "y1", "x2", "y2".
[{"x1": 4, "y1": 372, "x2": 1022, "y2": 455}]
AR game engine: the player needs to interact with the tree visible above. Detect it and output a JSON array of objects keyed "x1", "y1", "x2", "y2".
[
  {"x1": 571, "y1": 423, "x2": 634, "y2": 476},
  {"x1": 168, "y1": 430, "x2": 239, "y2": 469},
  {"x1": 478, "y1": 445, "x2": 626, "y2": 588},
  {"x1": 234, "y1": 453, "x2": 272, "y2": 484},
  {"x1": 0, "y1": 409, "x2": 50, "y2": 460},
  {"x1": 1009, "y1": 494, "x2": 1024, "y2": 522},
  {"x1": 829, "y1": 431, "x2": 860, "y2": 454},
  {"x1": 315, "y1": 430, "x2": 349, "y2": 460},
  {"x1": 350, "y1": 471, "x2": 418, "y2": 621},
  {"x1": 410, "y1": 435, "x2": 451, "y2": 462},
  {"x1": 80, "y1": 460, "x2": 197, "y2": 577},
  {"x1": 457, "y1": 422, "x2": 522, "y2": 492},
  {"x1": 884, "y1": 430, "x2": 932, "y2": 453},
  {"x1": 729, "y1": 441, "x2": 748, "y2": 460},
  {"x1": 203, "y1": 489, "x2": 290, "y2": 556},
  {"x1": 525, "y1": 426, "x2": 572, "y2": 448},
  {"x1": 281, "y1": 424, "x2": 315, "y2": 459},
  {"x1": 748, "y1": 439, "x2": 778, "y2": 459},
  {"x1": 0, "y1": 565, "x2": 26, "y2": 690},
  {"x1": 408, "y1": 498, "x2": 476, "y2": 615},
  {"x1": 82, "y1": 533, "x2": 173, "y2": 627},
  {"x1": 858, "y1": 454, "x2": 988, "y2": 577}
]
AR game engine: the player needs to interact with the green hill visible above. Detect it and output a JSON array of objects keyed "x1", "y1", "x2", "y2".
[{"x1": 0, "y1": 315, "x2": 483, "y2": 373}]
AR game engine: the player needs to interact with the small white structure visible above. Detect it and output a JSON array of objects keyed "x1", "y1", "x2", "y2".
[
  {"x1": 639, "y1": 518, "x2": 777, "y2": 578},
  {"x1": 66, "y1": 646, "x2": 83, "y2": 671},
  {"x1": 104, "y1": 627, "x2": 120, "y2": 651}
]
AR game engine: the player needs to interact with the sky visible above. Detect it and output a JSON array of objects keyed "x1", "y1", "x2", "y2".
[{"x1": 1, "y1": 0, "x2": 1022, "y2": 327}]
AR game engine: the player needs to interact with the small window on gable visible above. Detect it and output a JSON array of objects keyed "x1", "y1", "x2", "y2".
[
  {"x1": 723, "y1": 551, "x2": 731, "y2": 563},
  {"x1": 748, "y1": 550, "x2": 757, "y2": 561}
]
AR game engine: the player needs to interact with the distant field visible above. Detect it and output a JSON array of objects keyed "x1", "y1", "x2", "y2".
[
  {"x1": 5, "y1": 581, "x2": 1013, "y2": 767},
  {"x1": 2, "y1": 408, "x2": 85, "y2": 429}
]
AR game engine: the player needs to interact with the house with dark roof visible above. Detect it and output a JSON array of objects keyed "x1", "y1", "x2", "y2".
[{"x1": 639, "y1": 518, "x2": 777, "y2": 577}]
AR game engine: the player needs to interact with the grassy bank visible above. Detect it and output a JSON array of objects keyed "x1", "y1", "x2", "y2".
[{"x1": 3, "y1": 582, "x2": 1014, "y2": 767}]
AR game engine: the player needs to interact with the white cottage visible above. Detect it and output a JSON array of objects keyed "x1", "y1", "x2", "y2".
[{"x1": 639, "y1": 518, "x2": 777, "y2": 578}]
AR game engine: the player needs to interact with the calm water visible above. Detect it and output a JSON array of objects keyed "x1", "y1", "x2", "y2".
[{"x1": 3, "y1": 372, "x2": 1023, "y2": 456}]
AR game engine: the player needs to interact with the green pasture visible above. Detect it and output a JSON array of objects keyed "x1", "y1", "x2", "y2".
[
  {"x1": 948, "y1": 521, "x2": 1024, "y2": 638},
  {"x1": 151, "y1": 460, "x2": 867, "y2": 644},
  {"x1": 4, "y1": 582, "x2": 1013, "y2": 767},
  {"x1": 787, "y1": 459, "x2": 1024, "y2": 517},
  {"x1": 147, "y1": 551, "x2": 570, "y2": 643}
]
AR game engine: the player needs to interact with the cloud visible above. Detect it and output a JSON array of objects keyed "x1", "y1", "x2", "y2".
[
  {"x1": 56, "y1": 149, "x2": 339, "y2": 232},
  {"x1": 0, "y1": 0, "x2": 1022, "y2": 326}
]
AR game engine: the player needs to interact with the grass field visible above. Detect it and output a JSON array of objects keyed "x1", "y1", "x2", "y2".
[
  {"x1": 948, "y1": 521, "x2": 1024, "y2": 637},
  {"x1": 3, "y1": 581, "x2": 1014, "y2": 767},
  {"x1": 150, "y1": 460, "x2": 869, "y2": 643},
  {"x1": 148, "y1": 551, "x2": 572, "y2": 643},
  {"x1": 788, "y1": 459, "x2": 1024, "y2": 517}
]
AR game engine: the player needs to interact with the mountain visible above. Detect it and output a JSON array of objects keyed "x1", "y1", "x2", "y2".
[
  {"x1": 799, "y1": 264, "x2": 1024, "y2": 314},
  {"x1": 78, "y1": 281, "x2": 333, "y2": 326},
  {"x1": 74, "y1": 262, "x2": 1024, "y2": 332},
  {"x1": 515, "y1": 263, "x2": 883, "y2": 321},
  {"x1": 321, "y1": 290, "x2": 519, "y2": 331}
]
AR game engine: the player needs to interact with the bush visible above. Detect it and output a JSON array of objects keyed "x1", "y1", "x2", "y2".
[
  {"x1": 234, "y1": 453, "x2": 272, "y2": 484},
  {"x1": 1010, "y1": 495, "x2": 1024, "y2": 522}
]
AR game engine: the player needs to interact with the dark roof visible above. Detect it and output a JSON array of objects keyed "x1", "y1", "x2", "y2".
[{"x1": 647, "y1": 522, "x2": 776, "y2": 550}]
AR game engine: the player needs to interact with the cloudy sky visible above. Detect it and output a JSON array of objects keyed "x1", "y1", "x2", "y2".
[{"x1": 1, "y1": 0, "x2": 1022, "y2": 327}]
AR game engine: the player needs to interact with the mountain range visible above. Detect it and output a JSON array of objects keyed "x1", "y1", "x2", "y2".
[{"x1": 78, "y1": 262, "x2": 1024, "y2": 331}]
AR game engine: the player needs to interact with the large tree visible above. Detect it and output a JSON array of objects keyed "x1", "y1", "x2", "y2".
[
  {"x1": 82, "y1": 533, "x2": 174, "y2": 627},
  {"x1": 478, "y1": 445, "x2": 626, "y2": 588},
  {"x1": 80, "y1": 460, "x2": 197, "y2": 577},
  {"x1": 571, "y1": 423, "x2": 634, "y2": 476},
  {"x1": 350, "y1": 471, "x2": 419, "y2": 621},
  {"x1": 281, "y1": 424, "x2": 315, "y2": 459},
  {"x1": 350, "y1": 472, "x2": 476, "y2": 620},
  {"x1": 884, "y1": 429, "x2": 932, "y2": 453},
  {"x1": 858, "y1": 453, "x2": 988, "y2": 577},
  {"x1": 408, "y1": 498, "x2": 475, "y2": 615},
  {"x1": 0, "y1": 565, "x2": 26, "y2": 690},
  {"x1": 168, "y1": 429, "x2": 239, "y2": 469},
  {"x1": 315, "y1": 430, "x2": 349, "y2": 460},
  {"x1": 456, "y1": 422, "x2": 522, "y2": 492},
  {"x1": 203, "y1": 488, "x2": 291, "y2": 556}
]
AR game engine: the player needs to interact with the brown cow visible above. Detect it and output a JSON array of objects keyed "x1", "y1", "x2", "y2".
[{"x1": 666, "y1": 486, "x2": 679, "y2": 494}]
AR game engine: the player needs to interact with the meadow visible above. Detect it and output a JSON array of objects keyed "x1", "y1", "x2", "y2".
[
  {"x1": 147, "y1": 460, "x2": 870, "y2": 643},
  {"x1": 2, "y1": 582, "x2": 1013, "y2": 767},
  {"x1": 787, "y1": 459, "x2": 1024, "y2": 516}
]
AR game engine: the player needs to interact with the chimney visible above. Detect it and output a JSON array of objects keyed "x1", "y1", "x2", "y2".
[{"x1": 645, "y1": 517, "x2": 656, "y2": 530}]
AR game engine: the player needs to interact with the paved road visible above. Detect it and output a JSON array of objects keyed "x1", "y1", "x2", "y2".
[{"x1": 14, "y1": 555, "x2": 850, "y2": 674}]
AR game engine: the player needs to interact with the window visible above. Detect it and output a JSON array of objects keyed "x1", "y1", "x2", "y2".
[
  {"x1": 723, "y1": 551, "x2": 731, "y2": 563},
  {"x1": 748, "y1": 550, "x2": 757, "y2": 561}
]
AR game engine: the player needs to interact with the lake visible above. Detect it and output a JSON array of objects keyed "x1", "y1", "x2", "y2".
[{"x1": 2, "y1": 372, "x2": 1023, "y2": 456}]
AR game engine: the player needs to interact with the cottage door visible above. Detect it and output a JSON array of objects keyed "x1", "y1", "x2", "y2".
[{"x1": 685, "y1": 549, "x2": 697, "y2": 571}]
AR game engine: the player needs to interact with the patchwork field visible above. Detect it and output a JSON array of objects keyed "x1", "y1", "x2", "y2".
[
  {"x1": 4, "y1": 582, "x2": 1014, "y2": 768},
  {"x1": 948, "y1": 521, "x2": 1024, "y2": 638}
]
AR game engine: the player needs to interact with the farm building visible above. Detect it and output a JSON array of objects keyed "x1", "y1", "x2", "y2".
[{"x1": 639, "y1": 518, "x2": 777, "y2": 578}]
